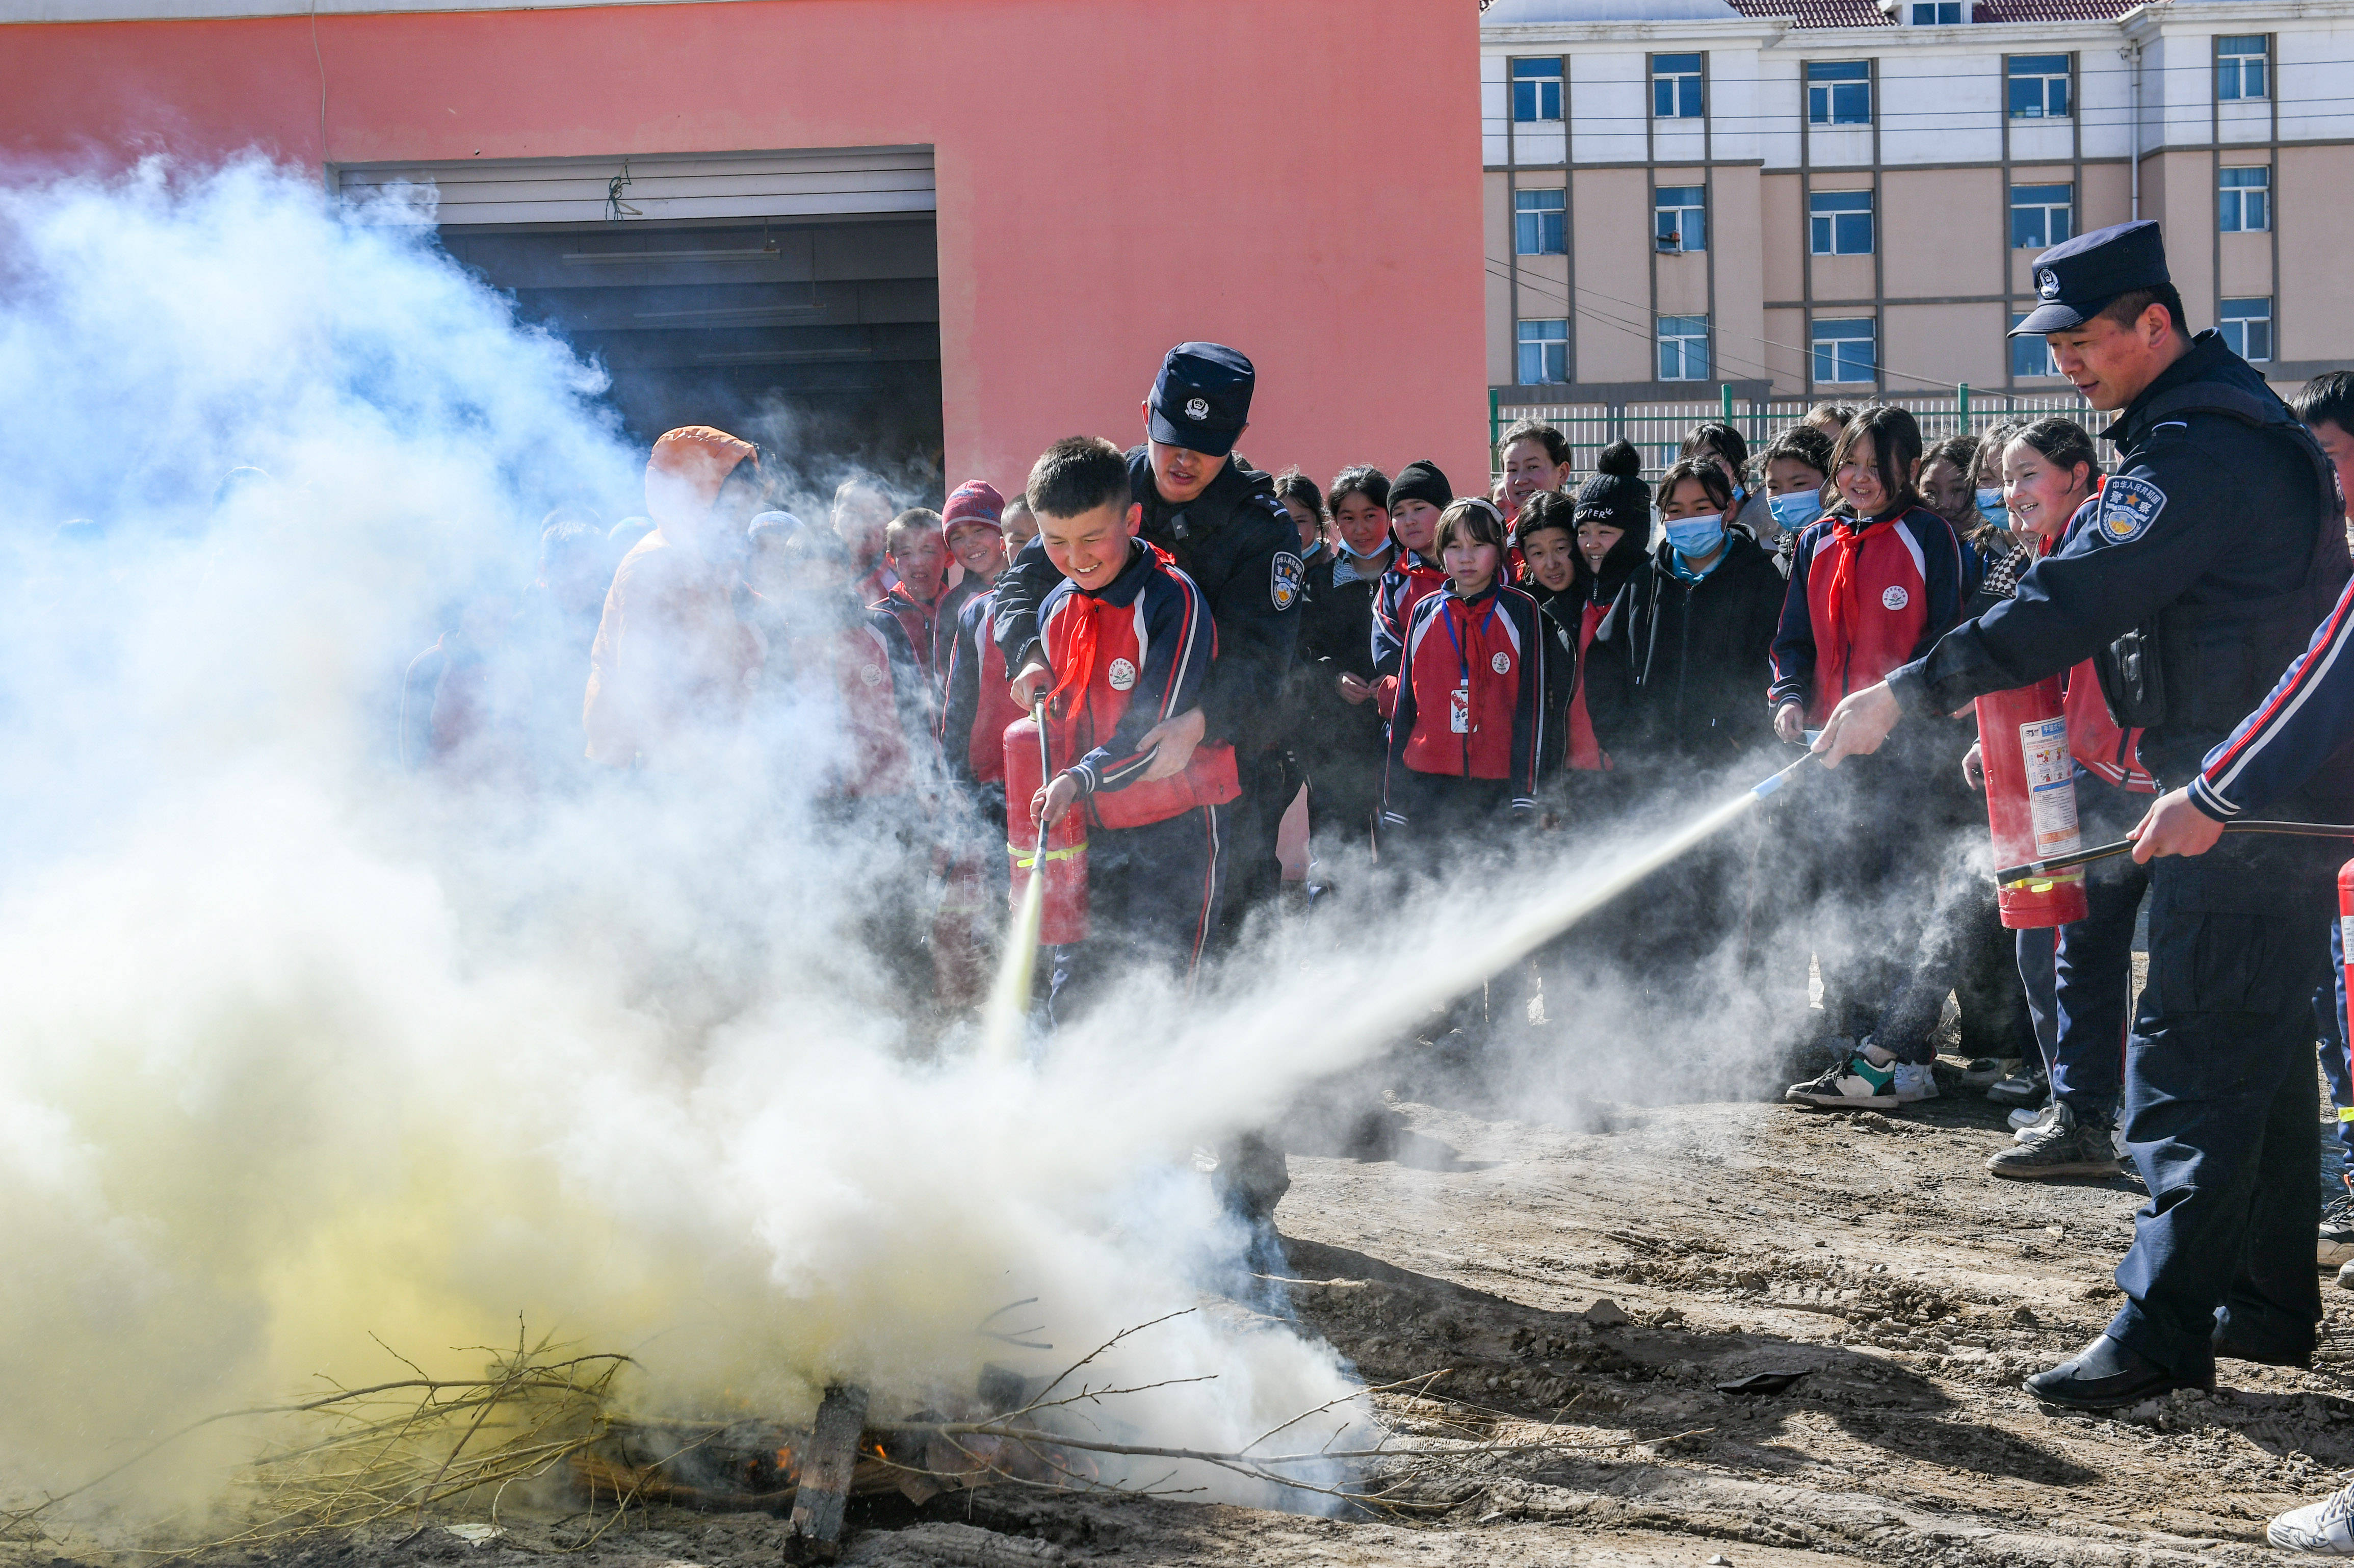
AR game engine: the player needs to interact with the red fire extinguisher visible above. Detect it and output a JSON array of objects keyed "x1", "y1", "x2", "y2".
[
  {"x1": 1003, "y1": 710, "x2": 1089, "y2": 945},
  {"x1": 1976, "y1": 676, "x2": 2091, "y2": 930}
]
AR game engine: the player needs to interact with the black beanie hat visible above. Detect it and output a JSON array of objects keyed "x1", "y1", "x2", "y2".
[
  {"x1": 1389, "y1": 459, "x2": 1453, "y2": 512},
  {"x1": 1574, "y1": 440, "x2": 1650, "y2": 534}
]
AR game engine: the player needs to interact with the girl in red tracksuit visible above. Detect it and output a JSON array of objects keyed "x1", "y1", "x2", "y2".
[{"x1": 1381, "y1": 498, "x2": 1545, "y2": 850}]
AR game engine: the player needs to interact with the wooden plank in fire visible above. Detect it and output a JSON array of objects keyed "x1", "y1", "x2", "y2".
[{"x1": 783, "y1": 1383, "x2": 869, "y2": 1564}]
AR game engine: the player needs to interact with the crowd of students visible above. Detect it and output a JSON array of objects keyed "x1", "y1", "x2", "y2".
[{"x1": 395, "y1": 361, "x2": 2354, "y2": 1231}]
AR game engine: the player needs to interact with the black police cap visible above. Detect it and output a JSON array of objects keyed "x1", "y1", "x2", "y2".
[
  {"x1": 2011, "y1": 220, "x2": 2170, "y2": 336},
  {"x1": 1147, "y1": 342, "x2": 1254, "y2": 458}
]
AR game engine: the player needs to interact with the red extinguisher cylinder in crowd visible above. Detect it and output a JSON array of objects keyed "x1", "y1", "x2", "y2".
[
  {"x1": 2338, "y1": 859, "x2": 2354, "y2": 1055},
  {"x1": 1976, "y1": 677, "x2": 2091, "y2": 930},
  {"x1": 1003, "y1": 713, "x2": 1089, "y2": 945}
]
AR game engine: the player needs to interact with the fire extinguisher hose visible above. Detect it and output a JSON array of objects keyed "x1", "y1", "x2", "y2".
[{"x1": 1994, "y1": 818, "x2": 2354, "y2": 886}]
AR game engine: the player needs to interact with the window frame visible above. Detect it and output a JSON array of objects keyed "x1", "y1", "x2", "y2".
[
  {"x1": 1516, "y1": 318, "x2": 1570, "y2": 385},
  {"x1": 1513, "y1": 188, "x2": 1567, "y2": 256},
  {"x1": 1910, "y1": 3, "x2": 1962, "y2": 24},
  {"x1": 2009, "y1": 182, "x2": 2074, "y2": 249},
  {"x1": 1806, "y1": 61, "x2": 1872, "y2": 127},
  {"x1": 2217, "y1": 165, "x2": 2272, "y2": 233},
  {"x1": 1654, "y1": 185, "x2": 1707, "y2": 254},
  {"x1": 1657, "y1": 315, "x2": 1711, "y2": 383},
  {"x1": 1808, "y1": 190, "x2": 1875, "y2": 256},
  {"x1": 2218, "y1": 297, "x2": 2273, "y2": 363},
  {"x1": 2009, "y1": 313, "x2": 2060, "y2": 379},
  {"x1": 1651, "y1": 53, "x2": 1704, "y2": 119},
  {"x1": 1812, "y1": 317, "x2": 1877, "y2": 385},
  {"x1": 2216, "y1": 34, "x2": 2269, "y2": 102},
  {"x1": 1510, "y1": 57, "x2": 1564, "y2": 123},
  {"x1": 2005, "y1": 54, "x2": 2072, "y2": 120}
]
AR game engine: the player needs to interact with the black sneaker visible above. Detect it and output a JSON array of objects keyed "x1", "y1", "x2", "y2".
[
  {"x1": 1987, "y1": 1102, "x2": 2120, "y2": 1180},
  {"x1": 2323, "y1": 1192, "x2": 2354, "y2": 1270}
]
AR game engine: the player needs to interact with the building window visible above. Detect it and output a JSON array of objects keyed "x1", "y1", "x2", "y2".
[
  {"x1": 1809, "y1": 190, "x2": 1874, "y2": 255},
  {"x1": 1807, "y1": 61, "x2": 1871, "y2": 126},
  {"x1": 1911, "y1": 3, "x2": 1962, "y2": 22},
  {"x1": 1655, "y1": 186, "x2": 1707, "y2": 253},
  {"x1": 1518, "y1": 319, "x2": 1570, "y2": 384},
  {"x1": 2216, "y1": 34, "x2": 2269, "y2": 101},
  {"x1": 1512, "y1": 58, "x2": 1564, "y2": 122},
  {"x1": 2010, "y1": 183, "x2": 2074, "y2": 249},
  {"x1": 2007, "y1": 54, "x2": 2072, "y2": 119},
  {"x1": 1658, "y1": 316, "x2": 1711, "y2": 381},
  {"x1": 2219, "y1": 297, "x2": 2273, "y2": 362},
  {"x1": 1514, "y1": 189, "x2": 1566, "y2": 255},
  {"x1": 1652, "y1": 53, "x2": 1704, "y2": 118},
  {"x1": 2010, "y1": 313, "x2": 2059, "y2": 378},
  {"x1": 2218, "y1": 166, "x2": 2272, "y2": 232},
  {"x1": 1813, "y1": 318, "x2": 1876, "y2": 384}
]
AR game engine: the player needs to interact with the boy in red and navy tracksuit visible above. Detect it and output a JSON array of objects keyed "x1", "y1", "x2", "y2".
[
  {"x1": 935, "y1": 576, "x2": 1027, "y2": 1007},
  {"x1": 1381, "y1": 499, "x2": 1546, "y2": 850},
  {"x1": 1026, "y1": 438, "x2": 1236, "y2": 1022}
]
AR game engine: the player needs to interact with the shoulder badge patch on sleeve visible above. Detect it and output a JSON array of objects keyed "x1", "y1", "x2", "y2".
[
  {"x1": 2097, "y1": 475, "x2": 2167, "y2": 543},
  {"x1": 1271, "y1": 551, "x2": 1304, "y2": 611}
]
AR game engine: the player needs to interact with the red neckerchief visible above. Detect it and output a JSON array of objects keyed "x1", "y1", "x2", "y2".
[{"x1": 1818, "y1": 510, "x2": 1901, "y2": 702}]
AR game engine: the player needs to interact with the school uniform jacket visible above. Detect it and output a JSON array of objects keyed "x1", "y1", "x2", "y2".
[
  {"x1": 938, "y1": 587, "x2": 1024, "y2": 788},
  {"x1": 870, "y1": 581, "x2": 951, "y2": 694},
  {"x1": 1384, "y1": 581, "x2": 1546, "y2": 810},
  {"x1": 1368, "y1": 548, "x2": 1447, "y2": 718},
  {"x1": 1768, "y1": 505, "x2": 1968, "y2": 723},
  {"x1": 2190, "y1": 569, "x2": 2354, "y2": 819},
  {"x1": 1040, "y1": 541, "x2": 1220, "y2": 822}
]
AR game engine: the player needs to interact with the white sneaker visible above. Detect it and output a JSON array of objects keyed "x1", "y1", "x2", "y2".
[
  {"x1": 2011, "y1": 1102, "x2": 2056, "y2": 1139},
  {"x1": 1893, "y1": 1062, "x2": 1940, "y2": 1102},
  {"x1": 2270, "y1": 1479, "x2": 2354, "y2": 1553}
]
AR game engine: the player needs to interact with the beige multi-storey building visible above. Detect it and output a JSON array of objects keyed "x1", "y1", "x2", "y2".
[{"x1": 1481, "y1": 0, "x2": 2354, "y2": 413}]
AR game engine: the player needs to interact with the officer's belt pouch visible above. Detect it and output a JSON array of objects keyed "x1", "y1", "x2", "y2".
[
  {"x1": 2094, "y1": 623, "x2": 2166, "y2": 729},
  {"x1": 1090, "y1": 741, "x2": 1242, "y2": 829}
]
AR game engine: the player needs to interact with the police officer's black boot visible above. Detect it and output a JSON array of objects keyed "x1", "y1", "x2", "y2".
[{"x1": 2023, "y1": 1331, "x2": 2211, "y2": 1410}]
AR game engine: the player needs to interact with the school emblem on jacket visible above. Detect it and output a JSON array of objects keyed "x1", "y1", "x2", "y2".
[
  {"x1": 2099, "y1": 475, "x2": 2167, "y2": 541},
  {"x1": 1490, "y1": 651, "x2": 1511, "y2": 674},
  {"x1": 860, "y1": 664, "x2": 883, "y2": 687},
  {"x1": 1107, "y1": 658, "x2": 1137, "y2": 691},
  {"x1": 1271, "y1": 551, "x2": 1305, "y2": 611},
  {"x1": 1881, "y1": 585, "x2": 1909, "y2": 610}
]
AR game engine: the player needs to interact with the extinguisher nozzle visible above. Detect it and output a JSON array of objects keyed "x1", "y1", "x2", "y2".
[{"x1": 1750, "y1": 751, "x2": 1819, "y2": 800}]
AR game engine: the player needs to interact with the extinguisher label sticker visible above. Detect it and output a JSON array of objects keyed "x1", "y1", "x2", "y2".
[{"x1": 2019, "y1": 717, "x2": 2083, "y2": 856}]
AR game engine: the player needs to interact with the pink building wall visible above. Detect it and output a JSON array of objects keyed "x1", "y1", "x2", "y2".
[{"x1": 0, "y1": 0, "x2": 1490, "y2": 493}]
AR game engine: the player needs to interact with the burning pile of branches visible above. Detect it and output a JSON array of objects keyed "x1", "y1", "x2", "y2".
[{"x1": 2, "y1": 1308, "x2": 1703, "y2": 1558}]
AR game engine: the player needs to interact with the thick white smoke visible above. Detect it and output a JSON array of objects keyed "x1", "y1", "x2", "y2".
[{"x1": 0, "y1": 159, "x2": 1370, "y2": 1519}]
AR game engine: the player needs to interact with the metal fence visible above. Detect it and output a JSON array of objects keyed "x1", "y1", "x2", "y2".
[{"x1": 1488, "y1": 386, "x2": 2089, "y2": 480}]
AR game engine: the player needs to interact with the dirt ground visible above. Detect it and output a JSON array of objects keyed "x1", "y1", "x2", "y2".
[{"x1": 22, "y1": 1048, "x2": 2354, "y2": 1568}]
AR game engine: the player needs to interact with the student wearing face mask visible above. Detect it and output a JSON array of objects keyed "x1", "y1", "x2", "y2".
[
  {"x1": 1295, "y1": 465, "x2": 1396, "y2": 866},
  {"x1": 1759, "y1": 426, "x2": 1834, "y2": 578},
  {"x1": 1680, "y1": 421, "x2": 1779, "y2": 552}
]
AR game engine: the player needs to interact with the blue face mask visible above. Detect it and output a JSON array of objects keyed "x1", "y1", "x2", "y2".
[
  {"x1": 1663, "y1": 512, "x2": 1726, "y2": 558},
  {"x1": 1975, "y1": 486, "x2": 2008, "y2": 529},
  {"x1": 1769, "y1": 491, "x2": 1820, "y2": 533}
]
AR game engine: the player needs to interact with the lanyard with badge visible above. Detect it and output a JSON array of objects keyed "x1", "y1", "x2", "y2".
[{"x1": 1438, "y1": 595, "x2": 1498, "y2": 735}]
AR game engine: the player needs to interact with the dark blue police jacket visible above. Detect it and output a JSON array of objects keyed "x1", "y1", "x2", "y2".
[{"x1": 1889, "y1": 330, "x2": 2347, "y2": 796}]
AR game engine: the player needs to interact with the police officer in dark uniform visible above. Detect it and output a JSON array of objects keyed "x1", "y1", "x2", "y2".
[
  {"x1": 993, "y1": 343, "x2": 1305, "y2": 951},
  {"x1": 1812, "y1": 220, "x2": 2351, "y2": 1409}
]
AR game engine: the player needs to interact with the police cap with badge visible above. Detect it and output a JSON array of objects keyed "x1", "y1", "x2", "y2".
[
  {"x1": 2012, "y1": 222, "x2": 2177, "y2": 544},
  {"x1": 1148, "y1": 342, "x2": 1254, "y2": 458},
  {"x1": 2011, "y1": 218, "x2": 2168, "y2": 338}
]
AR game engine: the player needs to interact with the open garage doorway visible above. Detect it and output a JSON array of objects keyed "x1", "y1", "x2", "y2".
[{"x1": 338, "y1": 147, "x2": 944, "y2": 504}]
